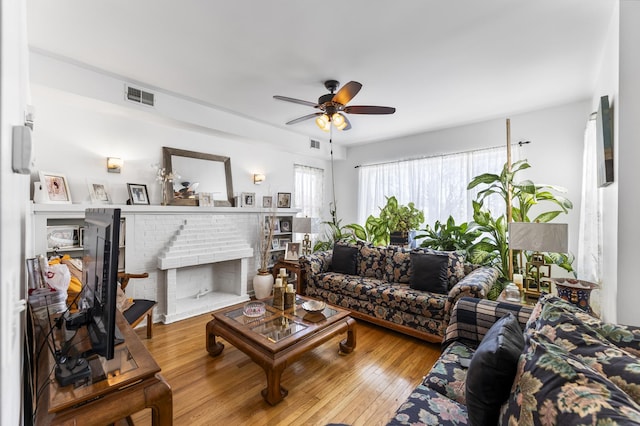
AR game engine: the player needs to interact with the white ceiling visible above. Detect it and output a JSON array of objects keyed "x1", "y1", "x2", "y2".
[{"x1": 26, "y1": 0, "x2": 614, "y2": 146}]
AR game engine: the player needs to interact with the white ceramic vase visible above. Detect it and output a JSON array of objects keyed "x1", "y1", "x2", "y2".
[{"x1": 253, "y1": 272, "x2": 274, "y2": 299}]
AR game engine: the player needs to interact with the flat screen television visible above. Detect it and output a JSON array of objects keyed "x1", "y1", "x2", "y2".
[
  {"x1": 596, "y1": 95, "x2": 614, "y2": 187},
  {"x1": 80, "y1": 207, "x2": 123, "y2": 360}
]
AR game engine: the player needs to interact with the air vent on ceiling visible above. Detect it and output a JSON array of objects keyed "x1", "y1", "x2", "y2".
[
  {"x1": 310, "y1": 139, "x2": 320, "y2": 149},
  {"x1": 125, "y1": 85, "x2": 155, "y2": 107}
]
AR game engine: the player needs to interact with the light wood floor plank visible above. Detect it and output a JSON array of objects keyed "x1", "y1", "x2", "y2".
[{"x1": 129, "y1": 312, "x2": 440, "y2": 425}]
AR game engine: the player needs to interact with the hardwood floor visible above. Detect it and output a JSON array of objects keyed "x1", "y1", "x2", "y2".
[{"x1": 129, "y1": 312, "x2": 441, "y2": 425}]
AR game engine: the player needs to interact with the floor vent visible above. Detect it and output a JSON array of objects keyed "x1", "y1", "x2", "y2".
[
  {"x1": 310, "y1": 139, "x2": 320, "y2": 149},
  {"x1": 126, "y1": 85, "x2": 155, "y2": 107}
]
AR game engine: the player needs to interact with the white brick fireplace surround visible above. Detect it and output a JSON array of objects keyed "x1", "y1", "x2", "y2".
[
  {"x1": 158, "y1": 216, "x2": 253, "y2": 323},
  {"x1": 31, "y1": 205, "x2": 299, "y2": 324}
]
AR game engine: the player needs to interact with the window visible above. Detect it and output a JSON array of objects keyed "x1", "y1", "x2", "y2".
[
  {"x1": 294, "y1": 164, "x2": 324, "y2": 218},
  {"x1": 577, "y1": 118, "x2": 602, "y2": 284},
  {"x1": 357, "y1": 146, "x2": 514, "y2": 226}
]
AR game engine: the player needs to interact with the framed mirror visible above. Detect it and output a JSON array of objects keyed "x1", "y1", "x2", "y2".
[{"x1": 162, "y1": 147, "x2": 234, "y2": 206}]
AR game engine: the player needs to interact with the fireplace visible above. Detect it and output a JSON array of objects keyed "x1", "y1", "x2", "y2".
[{"x1": 157, "y1": 217, "x2": 253, "y2": 323}]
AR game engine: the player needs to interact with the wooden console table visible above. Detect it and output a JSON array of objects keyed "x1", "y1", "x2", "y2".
[{"x1": 35, "y1": 310, "x2": 173, "y2": 425}]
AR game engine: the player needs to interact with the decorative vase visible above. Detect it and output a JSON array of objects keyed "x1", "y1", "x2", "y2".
[
  {"x1": 253, "y1": 271, "x2": 274, "y2": 299},
  {"x1": 161, "y1": 180, "x2": 168, "y2": 206}
]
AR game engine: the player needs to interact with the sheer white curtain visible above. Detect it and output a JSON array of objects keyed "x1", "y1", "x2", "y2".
[
  {"x1": 577, "y1": 118, "x2": 602, "y2": 284},
  {"x1": 357, "y1": 146, "x2": 512, "y2": 226},
  {"x1": 294, "y1": 164, "x2": 324, "y2": 218}
]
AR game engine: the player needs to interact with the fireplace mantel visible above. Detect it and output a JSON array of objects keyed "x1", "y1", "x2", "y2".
[{"x1": 31, "y1": 203, "x2": 300, "y2": 323}]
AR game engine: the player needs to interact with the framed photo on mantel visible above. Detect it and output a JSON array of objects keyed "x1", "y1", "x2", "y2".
[{"x1": 38, "y1": 171, "x2": 72, "y2": 204}]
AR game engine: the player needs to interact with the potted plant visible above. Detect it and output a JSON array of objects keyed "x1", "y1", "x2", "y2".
[
  {"x1": 416, "y1": 215, "x2": 480, "y2": 255},
  {"x1": 378, "y1": 196, "x2": 424, "y2": 246},
  {"x1": 341, "y1": 196, "x2": 424, "y2": 247},
  {"x1": 253, "y1": 208, "x2": 277, "y2": 299},
  {"x1": 466, "y1": 160, "x2": 574, "y2": 298}
]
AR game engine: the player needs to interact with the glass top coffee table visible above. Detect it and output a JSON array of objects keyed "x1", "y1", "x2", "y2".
[{"x1": 206, "y1": 295, "x2": 356, "y2": 405}]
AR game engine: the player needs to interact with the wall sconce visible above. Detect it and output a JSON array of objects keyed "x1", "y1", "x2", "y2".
[
  {"x1": 107, "y1": 157, "x2": 123, "y2": 173},
  {"x1": 253, "y1": 173, "x2": 265, "y2": 185}
]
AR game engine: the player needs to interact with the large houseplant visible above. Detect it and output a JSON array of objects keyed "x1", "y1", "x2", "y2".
[{"x1": 467, "y1": 159, "x2": 574, "y2": 298}]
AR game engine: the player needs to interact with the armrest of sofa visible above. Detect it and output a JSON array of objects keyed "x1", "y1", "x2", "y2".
[
  {"x1": 442, "y1": 297, "x2": 534, "y2": 349},
  {"x1": 300, "y1": 250, "x2": 333, "y2": 277},
  {"x1": 441, "y1": 266, "x2": 499, "y2": 329}
]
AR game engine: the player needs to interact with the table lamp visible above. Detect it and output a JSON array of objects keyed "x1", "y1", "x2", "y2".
[
  {"x1": 508, "y1": 222, "x2": 568, "y2": 298},
  {"x1": 292, "y1": 217, "x2": 312, "y2": 256}
]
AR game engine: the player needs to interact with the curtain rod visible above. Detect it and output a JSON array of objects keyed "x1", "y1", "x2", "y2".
[{"x1": 354, "y1": 141, "x2": 531, "y2": 169}]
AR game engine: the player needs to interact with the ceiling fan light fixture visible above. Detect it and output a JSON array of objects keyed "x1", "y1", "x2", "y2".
[
  {"x1": 316, "y1": 114, "x2": 330, "y2": 131},
  {"x1": 332, "y1": 113, "x2": 345, "y2": 127}
]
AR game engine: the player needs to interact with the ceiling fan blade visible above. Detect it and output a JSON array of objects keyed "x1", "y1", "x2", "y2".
[
  {"x1": 285, "y1": 112, "x2": 321, "y2": 125},
  {"x1": 332, "y1": 81, "x2": 362, "y2": 106},
  {"x1": 342, "y1": 114, "x2": 352, "y2": 131},
  {"x1": 273, "y1": 95, "x2": 319, "y2": 108},
  {"x1": 344, "y1": 105, "x2": 396, "y2": 115}
]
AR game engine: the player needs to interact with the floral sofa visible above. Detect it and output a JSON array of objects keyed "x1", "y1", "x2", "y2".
[
  {"x1": 388, "y1": 295, "x2": 640, "y2": 425},
  {"x1": 300, "y1": 242, "x2": 499, "y2": 343}
]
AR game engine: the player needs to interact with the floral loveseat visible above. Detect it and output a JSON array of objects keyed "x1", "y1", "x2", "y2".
[
  {"x1": 300, "y1": 242, "x2": 499, "y2": 343},
  {"x1": 388, "y1": 295, "x2": 640, "y2": 425}
]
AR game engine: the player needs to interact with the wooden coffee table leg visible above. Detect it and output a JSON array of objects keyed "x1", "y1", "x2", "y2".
[
  {"x1": 206, "y1": 320, "x2": 225, "y2": 356},
  {"x1": 261, "y1": 364, "x2": 288, "y2": 405},
  {"x1": 339, "y1": 317, "x2": 357, "y2": 354}
]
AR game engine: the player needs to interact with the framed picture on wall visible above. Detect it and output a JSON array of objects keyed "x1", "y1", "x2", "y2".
[
  {"x1": 277, "y1": 192, "x2": 291, "y2": 208},
  {"x1": 262, "y1": 196, "x2": 273, "y2": 208},
  {"x1": 38, "y1": 171, "x2": 72, "y2": 204}
]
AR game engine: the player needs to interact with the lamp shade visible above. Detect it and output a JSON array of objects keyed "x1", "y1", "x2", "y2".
[
  {"x1": 292, "y1": 217, "x2": 312, "y2": 234},
  {"x1": 508, "y1": 222, "x2": 568, "y2": 253}
]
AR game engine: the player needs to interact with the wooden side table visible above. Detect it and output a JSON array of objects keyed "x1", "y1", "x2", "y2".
[
  {"x1": 35, "y1": 310, "x2": 172, "y2": 425},
  {"x1": 497, "y1": 289, "x2": 539, "y2": 307},
  {"x1": 272, "y1": 260, "x2": 306, "y2": 294}
]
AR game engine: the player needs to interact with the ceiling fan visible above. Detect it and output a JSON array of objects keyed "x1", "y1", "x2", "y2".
[{"x1": 274, "y1": 80, "x2": 396, "y2": 132}]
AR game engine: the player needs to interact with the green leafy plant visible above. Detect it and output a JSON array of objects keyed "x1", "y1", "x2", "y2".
[
  {"x1": 379, "y1": 196, "x2": 425, "y2": 233},
  {"x1": 416, "y1": 215, "x2": 481, "y2": 254},
  {"x1": 466, "y1": 160, "x2": 574, "y2": 297},
  {"x1": 344, "y1": 215, "x2": 388, "y2": 247},
  {"x1": 312, "y1": 203, "x2": 355, "y2": 252},
  {"x1": 344, "y1": 196, "x2": 425, "y2": 247},
  {"x1": 468, "y1": 159, "x2": 573, "y2": 223}
]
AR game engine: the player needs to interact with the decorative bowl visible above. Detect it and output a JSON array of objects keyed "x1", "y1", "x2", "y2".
[
  {"x1": 243, "y1": 301, "x2": 266, "y2": 317},
  {"x1": 302, "y1": 300, "x2": 326, "y2": 313}
]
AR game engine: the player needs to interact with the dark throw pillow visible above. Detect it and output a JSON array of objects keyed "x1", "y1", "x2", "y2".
[
  {"x1": 465, "y1": 313, "x2": 525, "y2": 426},
  {"x1": 409, "y1": 252, "x2": 449, "y2": 293},
  {"x1": 331, "y1": 244, "x2": 358, "y2": 275}
]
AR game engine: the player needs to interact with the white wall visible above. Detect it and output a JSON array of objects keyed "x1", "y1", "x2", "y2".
[
  {"x1": 335, "y1": 100, "x2": 590, "y2": 260},
  {"x1": 592, "y1": 2, "x2": 619, "y2": 324},
  {"x1": 615, "y1": 1, "x2": 640, "y2": 326},
  {"x1": 1, "y1": 0, "x2": 31, "y2": 424},
  {"x1": 28, "y1": 52, "x2": 337, "y2": 216}
]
